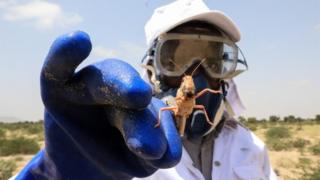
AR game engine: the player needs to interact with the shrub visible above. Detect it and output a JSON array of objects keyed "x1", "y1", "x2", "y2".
[
  {"x1": 265, "y1": 127, "x2": 291, "y2": 139},
  {"x1": 265, "y1": 127, "x2": 292, "y2": 151},
  {"x1": 315, "y1": 114, "x2": 320, "y2": 123},
  {"x1": 0, "y1": 121, "x2": 43, "y2": 133},
  {"x1": 238, "y1": 116, "x2": 246, "y2": 123},
  {"x1": 283, "y1": 115, "x2": 296, "y2": 123},
  {"x1": 266, "y1": 139, "x2": 292, "y2": 151},
  {"x1": 247, "y1": 117, "x2": 258, "y2": 123},
  {"x1": 260, "y1": 123, "x2": 268, "y2": 129},
  {"x1": 0, "y1": 137, "x2": 40, "y2": 156},
  {"x1": 292, "y1": 138, "x2": 311, "y2": 149},
  {"x1": 269, "y1": 115, "x2": 280, "y2": 123},
  {"x1": 300, "y1": 162, "x2": 320, "y2": 180},
  {"x1": 246, "y1": 123, "x2": 258, "y2": 131},
  {"x1": 25, "y1": 123, "x2": 44, "y2": 134},
  {"x1": 0, "y1": 128, "x2": 5, "y2": 139},
  {"x1": 310, "y1": 143, "x2": 320, "y2": 155},
  {"x1": 297, "y1": 157, "x2": 312, "y2": 167},
  {"x1": 0, "y1": 160, "x2": 16, "y2": 180}
]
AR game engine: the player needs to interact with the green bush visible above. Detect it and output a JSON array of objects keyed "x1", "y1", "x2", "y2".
[
  {"x1": 0, "y1": 160, "x2": 16, "y2": 180},
  {"x1": 300, "y1": 162, "x2": 320, "y2": 180},
  {"x1": 310, "y1": 143, "x2": 320, "y2": 155},
  {"x1": 265, "y1": 126, "x2": 291, "y2": 139},
  {"x1": 292, "y1": 138, "x2": 311, "y2": 149},
  {"x1": 238, "y1": 116, "x2": 246, "y2": 123},
  {"x1": 266, "y1": 139, "x2": 292, "y2": 151},
  {"x1": 297, "y1": 157, "x2": 312, "y2": 167},
  {"x1": 0, "y1": 137, "x2": 40, "y2": 156},
  {"x1": 265, "y1": 127, "x2": 293, "y2": 151},
  {"x1": 25, "y1": 123, "x2": 44, "y2": 134},
  {"x1": 260, "y1": 122, "x2": 268, "y2": 129},
  {"x1": 247, "y1": 117, "x2": 258, "y2": 123},
  {"x1": 315, "y1": 115, "x2": 320, "y2": 123},
  {"x1": 269, "y1": 115, "x2": 280, "y2": 123},
  {"x1": 246, "y1": 123, "x2": 258, "y2": 131},
  {"x1": 0, "y1": 121, "x2": 43, "y2": 133},
  {"x1": 283, "y1": 115, "x2": 296, "y2": 123},
  {"x1": 0, "y1": 128, "x2": 5, "y2": 139}
]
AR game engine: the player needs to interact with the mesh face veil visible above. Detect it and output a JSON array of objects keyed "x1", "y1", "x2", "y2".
[{"x1": 153, "y1": 33, "x2": 247, "y2": 79}]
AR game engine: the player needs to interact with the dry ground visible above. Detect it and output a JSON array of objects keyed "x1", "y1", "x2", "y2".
[
  {"x1": 254, "y1": 123, "x2": 320, "y2": 180},
  {"x1": 1, "y1": 122, "x2": 319, "y2": 179}
]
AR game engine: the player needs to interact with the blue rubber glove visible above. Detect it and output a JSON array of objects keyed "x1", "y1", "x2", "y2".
[{"x1": 15, "y1": 31, "x2": 182, "y2": 180}]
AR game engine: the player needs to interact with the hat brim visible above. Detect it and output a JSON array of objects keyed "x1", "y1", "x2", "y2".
[{"x1": 160, "y1": 10, "x2": 241, "y2": 42}]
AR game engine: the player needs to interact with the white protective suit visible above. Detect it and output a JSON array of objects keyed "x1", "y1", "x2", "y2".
[
  {"x1": 139, "y1": 61, "x2": 278, "y2": 180},
  {"x1": 134, "y1": 123, "x2": 278, "y2": 180},
  {"x1": 136, "y1": 0, "x2": 278, "y2": 179}
]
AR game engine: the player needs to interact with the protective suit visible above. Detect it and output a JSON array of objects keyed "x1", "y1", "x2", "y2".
[
  {"x1": 135, "y1": 125, "x2": 277, "y2": 179},
  {"x1": 135, "y1": 0, "x2": 277, "y2": 179}
]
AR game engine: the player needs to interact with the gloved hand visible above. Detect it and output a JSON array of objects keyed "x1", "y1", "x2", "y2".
[{"x1": 15, "y1": 31, "x2": 182, "y2": 180}]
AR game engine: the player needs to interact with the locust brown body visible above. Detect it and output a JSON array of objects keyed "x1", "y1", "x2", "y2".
[
  {"x1": 155, "y1": 75, "x2": 222, "y2": 136},
  {"x1": 173, "y1": 76, "x2": 196, "y2": 136},
  {"x1": 153, "y1": 59, "x2": 222, "y2": 136}
]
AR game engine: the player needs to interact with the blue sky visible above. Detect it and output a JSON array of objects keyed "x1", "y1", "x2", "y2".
[{"x1": 0, "y1": 0, "x2": 319, "y2": 121}]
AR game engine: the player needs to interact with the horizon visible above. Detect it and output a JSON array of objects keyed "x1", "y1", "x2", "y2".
[
  {"x1": 0, "y1": 114, "x2": 318, "y2": 123},
  {"x1": 0, "y1": 0, "x2": 319, "y2": 121}
]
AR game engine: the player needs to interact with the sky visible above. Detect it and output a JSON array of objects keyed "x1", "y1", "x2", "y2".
[{"x1": 0, "y1": 0, "x2": 319, "y2": 121}]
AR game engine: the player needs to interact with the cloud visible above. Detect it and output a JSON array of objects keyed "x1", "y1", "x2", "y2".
[
  {"x1": 120, "y1": 42, "x2": 146, "y2": 61},
  {"x1": 92, "y1": 42, "x2": 146, "y2": 62},
  {"x1": 0, "y1": 0, "x2": 82, "y2": 29},
  {"x1": 0, "y1": 0, "x2": 15, "y2": 8},
  {"x1": 85, "y1": 42, "x2": 146, "y2": 71},
  {"x1": 92, "y1": 46, "x2": 119, "y2": 59}
]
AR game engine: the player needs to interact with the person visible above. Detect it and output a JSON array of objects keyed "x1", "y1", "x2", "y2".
[
  {"x1": 13, "y1": 0, "x2": 276, "y2": 179},
  {"x1": 135, "y1": 0, "x2": 277, "y2": 179}
]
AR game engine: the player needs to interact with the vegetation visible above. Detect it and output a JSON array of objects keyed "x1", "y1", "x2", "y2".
[
  {"x1": 265, "y1": 126, "x2": 291, "y2": 139},
  {"x1": 0, "y1": 159, "x2": 17, "y2": 180},
  {"x1": 0, "y1": 115, "x2": 319, "y2": 179},
  {"x1": 0, "y1": 120, "x2": 43, "y2": 177},
  {"x1": 238, "y1": 114, "x2": 320, "y2": 179},
  {"x1": 310, "y1": 142, "x2": 320, "y2": 155},
  {"x1": 0, "y1": 138, "x2": 40, "y2": 156},
  {"x1": 300, "y1": 162, "x2": 320, "y2": 180},
  {"x1": 292, "y1": 138, "x2": 310, "y2": 149}
]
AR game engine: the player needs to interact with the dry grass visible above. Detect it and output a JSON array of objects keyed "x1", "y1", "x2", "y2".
[
  {"x1": 254, "y1": 123, "x2": 320, "y2": 180},
  {"x1": 1, "y1": 155, "x2": 35, "y2": 175},
  {"x1": 1, "y1": 122, "x2": 320, "y2": 179}
]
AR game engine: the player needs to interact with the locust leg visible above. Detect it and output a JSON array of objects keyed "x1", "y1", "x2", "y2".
[
  {"x1": 177, "y1": 115, "x2": 186, "y2": 137},
  {"x1": 195, "y1": 88, "x2": 222, "y2": 99},
  {"x1": 155, "y1": 106, "x2": 177, "y2": 128},
  {"x1": 194, "y1": 105, "x2": 214, "y2": 126}
]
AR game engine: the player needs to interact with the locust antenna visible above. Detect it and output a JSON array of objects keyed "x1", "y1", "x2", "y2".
[
  {"x1": 191, "y1": 58, "x2": 206, "y2": 76},
  {"x1": 168, "y1": 58, "x2": 187, "y2": 76}
]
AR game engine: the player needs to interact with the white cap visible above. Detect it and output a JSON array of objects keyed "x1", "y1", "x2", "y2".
[{"x1": 145, "y1": 0, "x2": 241, "y2": 46}]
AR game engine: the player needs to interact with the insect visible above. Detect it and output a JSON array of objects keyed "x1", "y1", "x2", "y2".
[{"x1": 154, "y1": 59, "x2": 222, "y2": 136}]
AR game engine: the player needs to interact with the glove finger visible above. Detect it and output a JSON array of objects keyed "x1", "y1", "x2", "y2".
[
  {"x1": 106, "y1": 105, "x2": 167, "y2": 160},
  {"x1": 77, "y1": 59, "x2": 152, "y2": 109},
  {"x1": 41, "y1": 31, "x2": 92, "y2": 84},
  {"x1": 148, "y1": 98, "x2": 182, "y2": 168}
]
